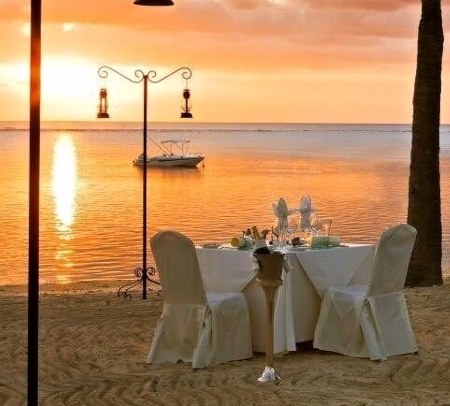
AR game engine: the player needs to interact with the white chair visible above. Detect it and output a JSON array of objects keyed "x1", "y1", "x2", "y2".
[
  {"x1": 313, "y1": 223, "x2": 418, "y2": 361},
  {"x1": 147, "y1": 230, "x2": 253, "y2": 369}
]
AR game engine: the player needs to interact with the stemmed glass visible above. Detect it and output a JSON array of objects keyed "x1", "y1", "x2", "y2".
[
  {"x1": 285, "y1": 214, "x2": 299, "y2": 245},
  {"x1": 321, "y1": 218, "x2": 332, "y2": 236},
  {"x1": 271, "y1": 221, "x2": 287, "y2": 249},
  {"x1": 310, "y1": 215, "x2": 332, "y2": 236},
  {"x1": 272, "y1": 214, "x2": 298, "y2": 249},
  {"x1": 310, "y1": 213, "x2": 322, "y2": 235}
]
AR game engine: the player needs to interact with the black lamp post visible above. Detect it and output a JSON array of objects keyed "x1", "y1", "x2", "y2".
[
  {"x1": 97, "y1": 66, "x2": 192, "y2": 300},
  {"x1": 28, "y1": 1, "x2": 178, "y2": 405},
  {"x1": 29, "y1": 2, "x2": 41, "y2": 406}
]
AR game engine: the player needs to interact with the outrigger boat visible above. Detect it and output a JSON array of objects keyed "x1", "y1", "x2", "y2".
[{"x1": 133, "y1": 139, "x2": 205, "y2": 168}]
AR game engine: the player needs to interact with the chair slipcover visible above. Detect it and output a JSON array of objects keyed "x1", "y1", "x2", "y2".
[
  {"x1": 313, "y1": 224, "x2": 418, "y2": 360},
  {"x1": 147, "y1": 230, "x2": 252, "y2": 368}
]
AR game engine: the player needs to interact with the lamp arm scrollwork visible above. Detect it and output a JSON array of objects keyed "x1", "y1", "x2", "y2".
[
  {"x1": 98, "y1": 65, "x2": 192, "y2": 84},
  {"x1": 146, "y1": 67, "x2": 192, "y2": 83},
  {"x1": 98, "y1": 65, "x2": 143, "y2": 84}
]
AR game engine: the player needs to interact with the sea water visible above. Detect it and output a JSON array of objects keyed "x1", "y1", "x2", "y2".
[{"x1": 1, "y1": 121, "x2": 449, "y2": 285}]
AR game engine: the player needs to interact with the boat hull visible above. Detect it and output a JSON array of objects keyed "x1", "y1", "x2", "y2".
[{"x1": 133, "y1": 155, "x2": 204, "y2": 168}]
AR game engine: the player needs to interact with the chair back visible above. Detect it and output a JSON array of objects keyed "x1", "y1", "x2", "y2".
[
  {"x1": 151, "y1": 230, "x2": 207, "y2": 305},
  {"x1": 367, "y1": 223, "x2": 417, "y2": 296}
]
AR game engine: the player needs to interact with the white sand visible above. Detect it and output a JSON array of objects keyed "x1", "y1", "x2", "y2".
[{"x1": 1, "y1": 279, "x2": 450, "y2": 405}]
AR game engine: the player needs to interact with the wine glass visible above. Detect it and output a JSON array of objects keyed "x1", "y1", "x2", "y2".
[
  {"x1": 272, "y1": 217, "x2": 288, "y2": 249},
  {"x1": 321, "y1": 218, "x2": 332, "y2": 236},
  {"x1": 285, "y1": 214, "x2": 299, "y2": 245},
  {"x1": 310, "y1": 213, "x2": 323, "y2": 235}
]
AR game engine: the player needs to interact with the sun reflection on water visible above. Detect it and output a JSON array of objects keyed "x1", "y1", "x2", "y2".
[
  {"x1": 52, "y1": 134, "x2": 77, "y2": 231},
  {"x1": 52, "y1": 134, "x2": 77, "y2": 273}
]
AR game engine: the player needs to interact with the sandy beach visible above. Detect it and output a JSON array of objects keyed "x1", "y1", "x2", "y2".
[{"x1": 1, "y1": 278, "x2": 450, "y2": 406}]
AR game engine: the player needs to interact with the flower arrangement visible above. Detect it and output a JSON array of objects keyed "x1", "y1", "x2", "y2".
[{"x1": 242, "y1": 226, "x2": 270, "y2": 242}]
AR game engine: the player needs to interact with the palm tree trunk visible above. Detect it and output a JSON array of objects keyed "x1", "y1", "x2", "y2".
[{"x1": 406, "y1": 0, "x2": 443, "y2": 286}]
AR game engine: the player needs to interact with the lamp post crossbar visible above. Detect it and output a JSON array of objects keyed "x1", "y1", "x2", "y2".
[{"x1": 98, "y1": 65, "x2": 192, "y2": 300}]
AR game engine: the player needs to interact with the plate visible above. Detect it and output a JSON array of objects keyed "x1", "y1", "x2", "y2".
[{"x1": 201, "y1": 243, "x2": 222, "y2": 249}]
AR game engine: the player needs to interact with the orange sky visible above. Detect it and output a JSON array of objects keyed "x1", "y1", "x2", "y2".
[{"x1": 0, "y1": 0, "x2": 449, "y2": 123}]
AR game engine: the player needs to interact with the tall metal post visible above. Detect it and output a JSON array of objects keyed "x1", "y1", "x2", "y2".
[
  {"x1": 29, "y1": 1, "x2": 41, "y2": 405},
  {"x1": 98, "y1": 66, "x2": 192, "y2": 299},
  {"x1": 142, "y1": 78, "x2": 148, "y2": 298},
  {"x1": 27, "y1": 3, "x2": 176, "y2": 405}
]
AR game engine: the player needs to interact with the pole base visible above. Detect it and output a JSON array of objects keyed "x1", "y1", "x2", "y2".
[
  {"x1": 117, "y1": 266, "x2": 160, "y2": 299},
  {"x1": 257, "y1": 366, "x2": 281, "y2": 383}
]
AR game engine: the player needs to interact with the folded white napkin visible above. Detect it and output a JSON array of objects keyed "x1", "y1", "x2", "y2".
[
  {"x1": 272, "y1": 197, "x2": 296, "y2": 232},
  {"x1": 299, "y1": 196, "x2": 315, "y2": 231}
]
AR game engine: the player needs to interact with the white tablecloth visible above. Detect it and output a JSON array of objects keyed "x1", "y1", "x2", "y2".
[{"x1": 196, "y1": 243, "x2": 376, "y2": 354}]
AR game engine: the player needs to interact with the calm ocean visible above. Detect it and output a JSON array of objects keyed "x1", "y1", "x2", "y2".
[{"x1": 1, "y1": 121, "x2": 449, "y2": 286}]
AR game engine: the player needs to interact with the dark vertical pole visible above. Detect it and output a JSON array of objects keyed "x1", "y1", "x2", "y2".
[
  {"x1": 142, "y1": 77, "x2": 148, "y2": 299},
  {"x1": 29, "y1": 1, "x2": 41, "y2": 405}
]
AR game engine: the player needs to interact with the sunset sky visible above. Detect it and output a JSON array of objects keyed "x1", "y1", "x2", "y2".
[{"x1": 0, "y1": 0, "x2": 449, "y2": 123}]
